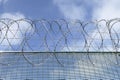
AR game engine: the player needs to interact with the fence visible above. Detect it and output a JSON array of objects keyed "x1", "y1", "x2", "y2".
[{"x1": 0, "y1": 18, "x2": 120, "y2": 80}]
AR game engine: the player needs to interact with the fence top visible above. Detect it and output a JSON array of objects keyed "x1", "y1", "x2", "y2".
[
  {"x1": 0, "y1": 18, "x2": 120, "y2": 52},
  {"x1": 0, "y1": 51, "x2": 120, "y2": 54}
]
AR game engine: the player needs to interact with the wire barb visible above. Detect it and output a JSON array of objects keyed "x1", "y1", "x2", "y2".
[{"x1": 0, "y1": 18, "x2": 120, "y2": 66}]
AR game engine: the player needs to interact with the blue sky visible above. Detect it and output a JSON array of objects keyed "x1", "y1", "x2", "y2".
[
  {"x1": 1, "y1": 0, "x2": 120, "y2": 51},
  {"x1": 0, "y1": 0, "x2": 120, "y2": 80},
  {"x1": 0, "y1": 0, "x2": 103, "y2": 20},
  {"x1": 0, "y1": 0, "x2": 94, "y2": 19},
  {"x1": 1, "y1": 0, "x2": 120, "y2": 20},
  {"x1": 0, "y1": 0, "x2": 63, "y2": 19}
]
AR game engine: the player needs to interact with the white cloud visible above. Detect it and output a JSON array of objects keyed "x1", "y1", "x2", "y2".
[
  {"x1": 1, "y1": 13, "x2": 24, "y2": 20},
  {"x1": 93, "y1": 0, "x2": 120, "y2": 19},
  {"x1": 91, "y1": 0, "x2": 120, "y2": 51},
  {"x1": 53, "y1": 0, "x2": 115, "y2": 51},
  {"x1": 53, "y1": 0, "x2": 86, "y2": 19},
  {"x1": 89, "y1": 20, "x2": 120, "y2": 51},
  {"x1": 0, "y1": 13, "x2": 33, "y2": 50},
  {"x1": 59, "y1": 0, "x2": 120, "y2": 51},
  {"x1": 53, "y1": 0, "x2": 120, "y2": 20},
  {"x1": 0, "y1": 0, "x2": 8, "y2": 4}
]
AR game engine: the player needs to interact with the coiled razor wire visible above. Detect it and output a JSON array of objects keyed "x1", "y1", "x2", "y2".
[{"x1": 0, "y1": 18, "x2": 120, "y2": 79}]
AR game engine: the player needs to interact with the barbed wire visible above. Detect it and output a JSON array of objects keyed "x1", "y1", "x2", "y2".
[{"x1": 0, "y1": 18, "x2": 120, "y2": 66}]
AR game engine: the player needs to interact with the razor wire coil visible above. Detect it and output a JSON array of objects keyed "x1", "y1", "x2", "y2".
[
  {"x1": 0, "y1": 18, "x2": 120, "y2": 80},
  {"x1": 0, "y1": 18, "x2": 120, "y2": 66}
]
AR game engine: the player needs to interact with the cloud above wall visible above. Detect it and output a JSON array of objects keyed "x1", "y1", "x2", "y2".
[
  {"x1": 0, "y1": 0, "x2": 8, "y2": 4},
  {"x1": 53, "y1": 0, "x2": 120, "y2": 51},
  {"x1": 0, "y1": 12, "x2": 33, "y2": 50},
  {"x1": 53, "y1": 0, "x2": 87, "y2": 20},
  {"x1": 53, "y1": 0, "x2": 120, "y2": 20},
  {"x1": 93, "y1": 0, "x2": 120, "y2": 19},
  {"x1": 91, "y1": 0, "x2": 120, "y2": 51}
]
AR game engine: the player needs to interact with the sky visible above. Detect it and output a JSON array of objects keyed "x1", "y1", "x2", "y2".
[
  {"x1": 1, "y1": 0, "x2": 120, "y2": 20},
  {"x1": 0, "y1": 0, "x2": 120, "y2": 80},
  {"x1": 0, "y1": 0, "x2": 120, "y2": 51}
]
